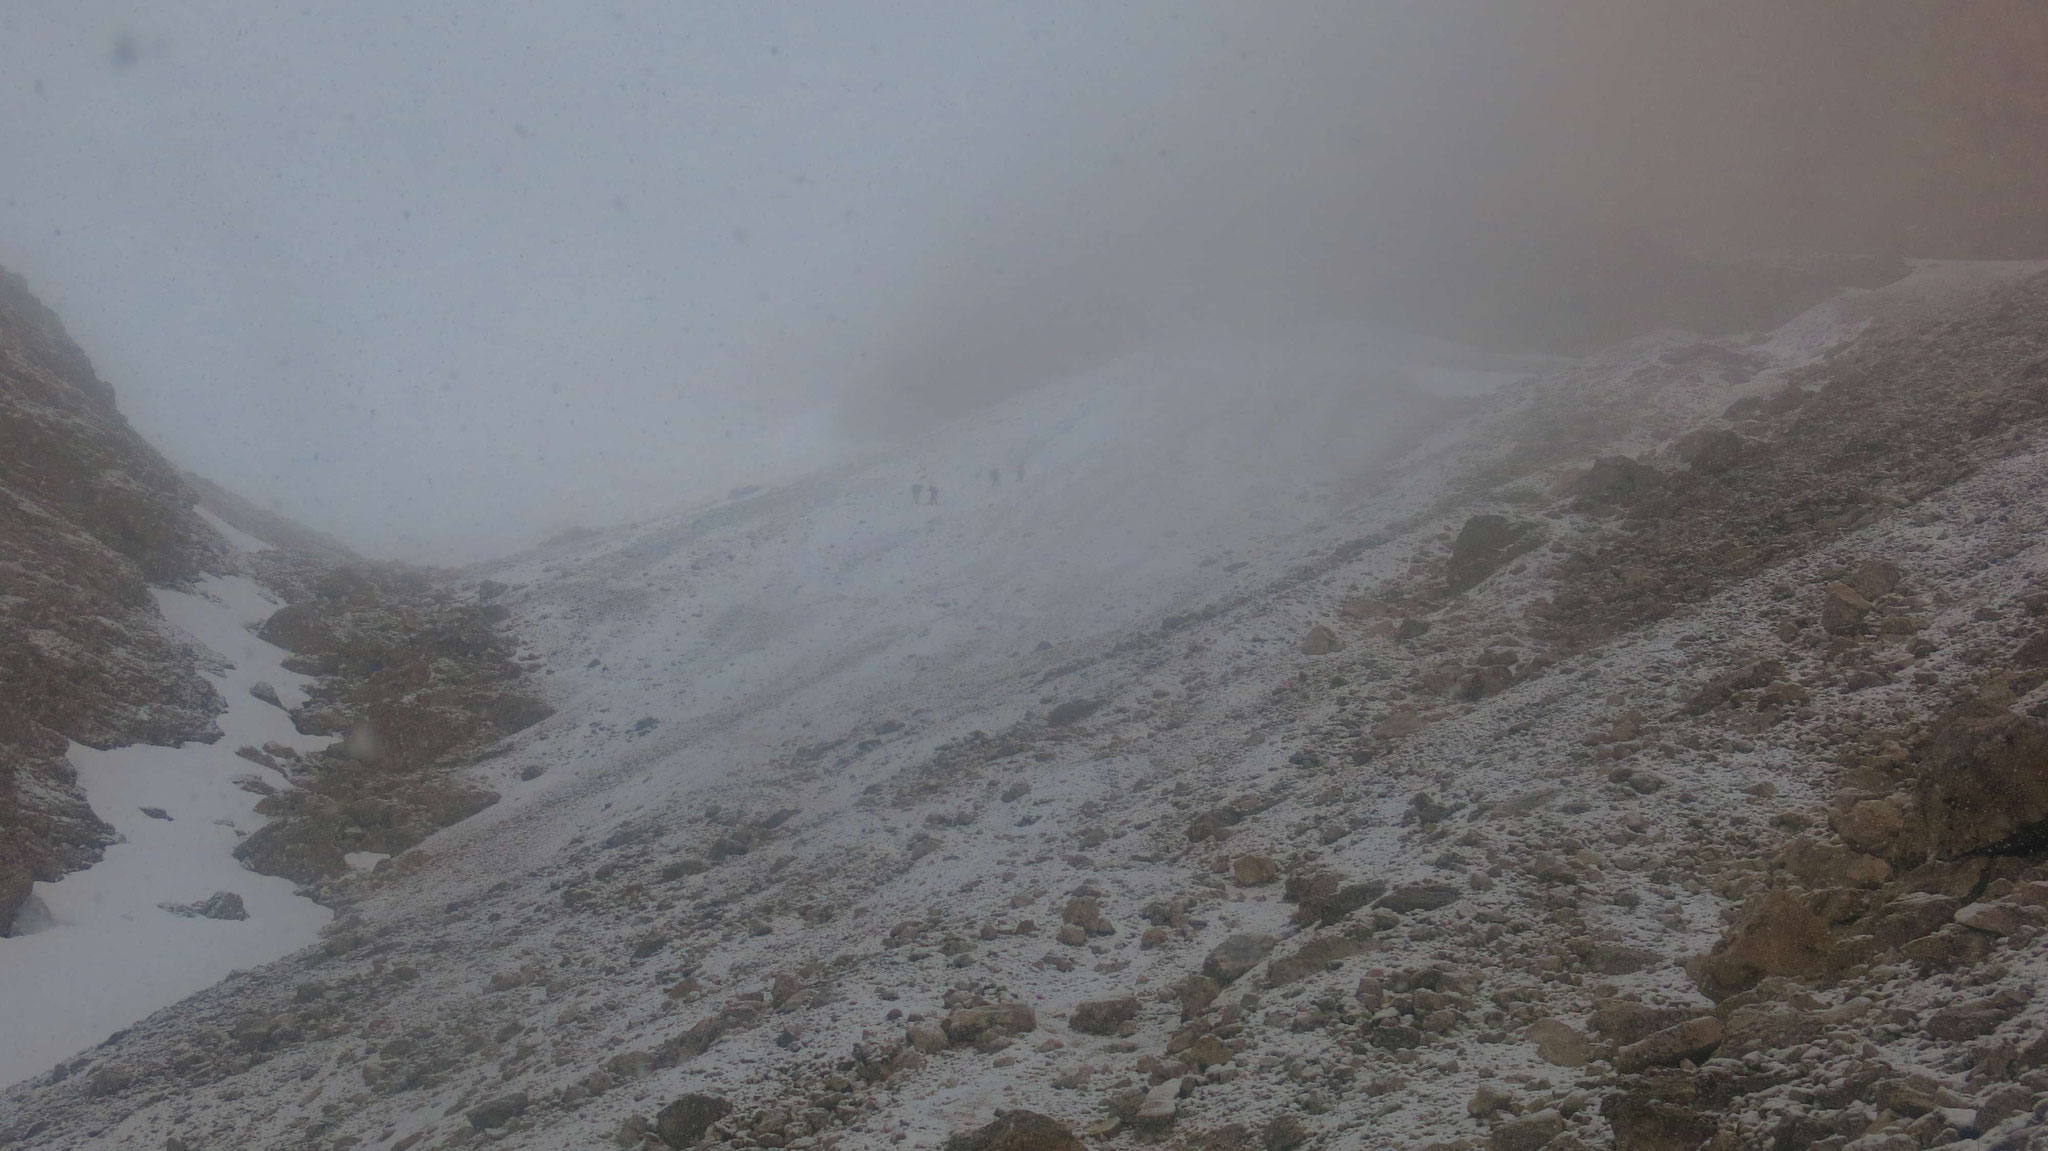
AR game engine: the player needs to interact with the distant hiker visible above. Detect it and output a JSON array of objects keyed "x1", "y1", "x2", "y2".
[
  {"x1": 989, "y1": 467, "x2": 1001, "y2": 487},
  {"x1": 1014, "y1": 463, "x2": 1024, "y2": 482},
  {"x1": 927, "y1": 484, "x2": 940, "y2": 506},
  {"x1": 911, "y1": 483, "x2": 924, "y2": 504}
]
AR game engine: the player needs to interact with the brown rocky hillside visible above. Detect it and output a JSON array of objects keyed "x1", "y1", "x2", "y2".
[
  {"x1": 0, "y1": 265, "x2": 551, "y2": 945},
  {"x1": 0, "y1": 266, "x2": 230, "y2": 934}
]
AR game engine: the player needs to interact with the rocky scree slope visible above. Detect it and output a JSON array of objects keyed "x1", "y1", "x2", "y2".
[
  {"x1": 6, "y1": 268, "x2": 2048, "y2": 1151},
  {"x1": 229, "y1": 560, "x2": 555, "y2": 887}
]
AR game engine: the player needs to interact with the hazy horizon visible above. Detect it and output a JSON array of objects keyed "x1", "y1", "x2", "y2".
[{"x1": 5, "y1": 2, "x2": 2043, "y2": 561}]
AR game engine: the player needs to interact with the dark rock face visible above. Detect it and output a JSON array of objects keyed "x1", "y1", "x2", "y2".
[
  {"x1": 1201, "y1": 933, "x2": 1277, "y2": 986},
  {"x1": 1911, "y1": 700, "x2": 2048, "y2": 859},
  {"x1": 1289, "y1": 873, "x2": 1385, "y2": 926},
  {"x1": 0, "y1": 866, "x2": 32, "y2": 938},
  {"x1": 0, "y1": 266, "x2": 231, "y2": 910},
  {"x1": 945, "y1": 1110, "x2": 1085, "y2": 1151},
  {"x1": 465, "y1": 1091, "x2": 528, "y2": 1130},
  {"x1": 1446, "y1": 515, "x2": 1537, "y2": 594},
  {"x1": 1265, "y1": 935, "x2": 1361, "y2": 988},
  {"x1": 1045, "y1": 699, "x2": 1102, "y2": 727},
  {"x1": 158, "y1": 891, "x2": 249, "y2": 921},
  {"x1": 1572, "y1": 455, "x2": 1665, "y2": 508},
  {"x1": 1069, "y1": 997, "x2": 1140, "y2": 1035},
  {"x1": 1603, "y1": 1088, "x2": 1717, "y2": 1151},
  {"x1": 1688, "y1": 889, "x2": 1839, "y2": 1001},
  {"x1": 654, "y1": 1093, "x2": 732, "y2": 1147},
  {"x1": 1378, "y1": 882, "x2": 1461, "y2": 913}
]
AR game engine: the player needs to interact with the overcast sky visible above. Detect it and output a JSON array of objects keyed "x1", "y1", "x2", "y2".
[{"x1": 1, "y1": 3, "x2": 1528, "y2": 560}]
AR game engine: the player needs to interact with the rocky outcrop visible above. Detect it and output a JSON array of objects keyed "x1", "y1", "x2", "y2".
[
  {"x1": 230, "y1": 564, "x2": 549, "y2": 885},
  {"x1": 1446, "y1": 514, "x2": 1539, "y2": 594},
  {"x1": 1911, "y1": 699, "x2": 2048, "y2": 860}
]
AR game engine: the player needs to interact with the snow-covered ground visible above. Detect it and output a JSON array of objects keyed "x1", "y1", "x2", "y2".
[
  {"x1": 192, "y1": 506, "x2": 275, "y2": 553},
  {"x1": 0, "y1": 575, "x2": 331, "y2": 1089},
  {"x1": 463, "y1": 327, "x2": 1538, "y2": 833}
]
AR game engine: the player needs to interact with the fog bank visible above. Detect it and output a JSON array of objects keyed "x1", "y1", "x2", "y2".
[{"x1": 3, "y1": 2, "x2": 2042, "y2": 559}]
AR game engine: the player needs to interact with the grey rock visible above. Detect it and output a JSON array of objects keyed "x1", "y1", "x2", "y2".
[
  {"x1": 466, "y1": 1091, "x2": 529, "y2": 1130},
  {"x1": 160, "y1": 891, "x2": 248, "y2": 921},
  {"x1": 1133, "y1": 1078, "x2": 1181, "y2": 1127},
  {"x1": 1202, "y1": 933, "x2": 1277, "y2": 986},
  {"x1": 1613, "y1": 1016, "x2": 1722, "y2": 1073},
  {"x1": 1378, "y1": 883, "x2": 1460, "y2": 913},
  {"x1": 1491, "y1": 1110, "x2": 1565, "y2": 1151},
  {"x1": 1070, "y1": 997, "x2": 1140, "y2": 1035},
  {"x1": 654, "y1": 1093, "x2": 732, "y2": 1147}
]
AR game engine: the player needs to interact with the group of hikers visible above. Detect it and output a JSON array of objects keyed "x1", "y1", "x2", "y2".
[{"x1": 910, "y1": 462, "x2": 1024, "y2": 505}]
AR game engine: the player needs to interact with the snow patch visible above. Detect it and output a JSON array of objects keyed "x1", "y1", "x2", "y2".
[
  {"x1": 194, "y1": 505, "x2": 275, "y2": 552},
  {"x1": 0, "y1": 575, "x2": 331, "y2": 1089}
]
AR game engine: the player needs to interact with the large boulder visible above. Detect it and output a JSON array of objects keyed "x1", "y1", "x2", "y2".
[
  {"x1": 1911, "y1": 700, "x2": 2048, "y2": 859},
  {"x1": 1069, "y1": 998, "x2": 1139, "y2": 1036},
  {"x1": 1265, "y1": 936, "x2": 1361, "y2": 988},
  {"x1": 1688, "y1": 890, "x2": 1837, "y2": 1000},
  {"x1": 1525, "y1": 1018, "x2": 1591, "y2": 1067},
  {"x1": 1378, "y1": 882, "x2": 1461, "y2": 913},
  {"x1": 1491, "y1": 1110, "x2": 1566, "y2": 1151},
  {"x1": 655, "y1": 1093, "x2": 732, "y2": 1148},
  {"x1": 1201, "y1": 934, "x2": 1277, "y2": 986},
  {"x1": 1675, "y1": 428, "x2": 1748, "y2": 474},
  {"x1": 1591, "y1": 999, "x2": 1695, "y2": 1047},
  {"x1": 1720, "y1": 1004, "x2": 1826, "y2": 1059},
  {"x1": 1820, "y1": 582, "x2": 1877, "y2": 635},
  {"x1": 466, "y1": 1092, "x2": 529, "y2": 1131},
  {"x1": 944, "y1": 1002, "x2": 1037, "y2": 1044},
  {"x1": 1776, "y1": 837, "x2": 1891, "y2": 888},
  {"x1": 1925, "y1": 993, "x2": 2024, "y2": 1042},
  {"x1": 1290, "y1": 873, "x2": 1385, "y2": 925},
  {"x1": 1612, "y1": 1016, "x2": 1723, "y2": 1073},
  {"x1": 1603, "y1": 1089, "x2": 1717, "y2": 1151},
  {"x1": 1571, "y1": 455, "x2": 1665, "y2": 507},
  {"x1": 945, "y1": 1110, "x2": 1084, "y2": 1151},
  {"x1": 1446, "y1": 515, "x2": 1538, "y2": 594},
  {"x1": 195, "y1": 891, "x2": 247, "y2": 920},
  {"x1": 1299, "y1": 625, "x2": 1342, "y2": 655}
]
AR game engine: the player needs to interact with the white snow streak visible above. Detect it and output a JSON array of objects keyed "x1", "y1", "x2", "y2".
[{"x1": 0, "y1": 576, "x2": 331, "y2": 1088}]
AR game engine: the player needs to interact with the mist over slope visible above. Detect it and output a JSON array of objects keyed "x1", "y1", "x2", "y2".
[
  {"x1": 479, "y1": 325, "x2": 1523, "y2": 762},
  {"x1": 8, "y1": 263, "x2": 2048, "y2": 1151},
  {"x1": 13, "y1": 3, "x2": 2045, "y2": 560},
  {"x1": 0, "y1": 265, "x2": 567, "y2": 1087},
  {"x1": 5, "y1": 6, "x2": 2048, "y2": 1149}
]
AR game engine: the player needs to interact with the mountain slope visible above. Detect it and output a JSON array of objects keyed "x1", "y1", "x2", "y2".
[
  {"x1": 0, "y1": 266, "x2": 553, "y2": 1089},
  {"x1": 5, "y1": 264, "x2": 2048, "y2": 1151},
  {"x1": 0, "y1": 266, "x2": 234, "y2": 934}
]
